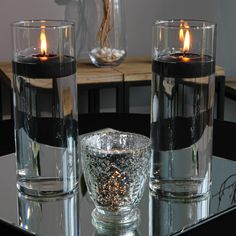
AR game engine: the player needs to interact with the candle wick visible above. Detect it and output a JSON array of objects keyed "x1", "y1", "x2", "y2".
[{"x1": 183, "y1": 51, "x2": 187, "y2": 57}]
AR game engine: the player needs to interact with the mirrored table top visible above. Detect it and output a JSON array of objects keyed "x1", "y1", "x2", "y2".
[{"x1": 0, "y1": 153, "x2": 236, "y2": 236}]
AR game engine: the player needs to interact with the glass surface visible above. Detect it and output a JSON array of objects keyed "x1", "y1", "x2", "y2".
[{"x1": 1, "y1": 153, "x2": 236, "y2": 235}]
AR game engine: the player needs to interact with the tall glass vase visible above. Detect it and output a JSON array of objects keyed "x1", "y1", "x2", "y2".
[
  {"x1": 150, "y1": 20, "x2": 216, "y2": 198},
  {"x1": 12, "y1": 20, "x2": 79, "y2": 197},
  {"x1": 87, "y1": 0, "x2": 127, "y2": 67}
]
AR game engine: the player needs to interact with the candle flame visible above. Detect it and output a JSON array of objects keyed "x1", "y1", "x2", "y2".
[
  {"x1": 179, "y1": 21, "x2": 191, "y2": 53},
  {"x1": 183, "y1": 29, "x2": 190, "y2": 52},
  {"x1": 179, "y1": 28, "x2": 184, "y2": 42},
  {"x1": 40, "y1": 26, "x2": 47, "y2": 60}
]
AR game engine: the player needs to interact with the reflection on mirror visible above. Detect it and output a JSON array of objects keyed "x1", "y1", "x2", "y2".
[
  {"x1": 1, "y1": 153, "x2": 236, "y2": 235},
  {"x1": 17, "y1": 191, "x2": 79, "y2": 236},
  {"x1": 148, "y1": 156, "x2": 236, "y2": 236},
  {"x1": 149, "y1": 193, "x2": 210, "y2": 236},
  {"x1": 93, "y1": 227, "x2": 141, "y2": 236}
]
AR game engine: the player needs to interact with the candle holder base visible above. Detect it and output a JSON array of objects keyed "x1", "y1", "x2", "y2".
[
  {"x1": 17, "y1": 178, "x2": 79, "y2": 198},
  {"x1": 149, "y1": 176, "x2": 211, "y2": 199},
  {"x1": 91, "y1": 207, "x2": 140, "y2": 234}
]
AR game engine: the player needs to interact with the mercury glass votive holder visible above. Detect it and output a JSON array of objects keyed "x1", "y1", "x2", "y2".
[{"x1": 80, "y1": 128, "x2": 151, "y2": 231}]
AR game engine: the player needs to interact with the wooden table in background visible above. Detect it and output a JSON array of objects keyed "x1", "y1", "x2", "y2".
[
  {"x1": 0, "y1": 57, "x2": 227, "y2": 119},
  {"x1": 224, "y1": 77, "x2": 236, "y2": 101}
]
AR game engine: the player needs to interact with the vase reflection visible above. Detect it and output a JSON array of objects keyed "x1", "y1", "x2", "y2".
[
  {"x1": 149, "y1": 192, "x2": 210, "y2": 236},
  {"x1": 17, "y1": 191, "x2": 79, "y2": 236}
]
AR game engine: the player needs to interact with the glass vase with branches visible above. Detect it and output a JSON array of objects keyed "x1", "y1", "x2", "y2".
[{"x1": 88, "y1": 0, "x2": 127, "y2": 67}]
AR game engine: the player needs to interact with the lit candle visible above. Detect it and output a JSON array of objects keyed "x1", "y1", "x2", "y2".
[
  {"x1": 12, "y1": 26, "x2": 76, "y2": 78},
  {"x1": 153, "y1": 23, "x2": 215, "y2": 78}
]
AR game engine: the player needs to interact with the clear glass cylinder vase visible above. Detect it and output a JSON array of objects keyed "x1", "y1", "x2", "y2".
[
  {"x1": 11, "y1": 20, "x2": 79, "y2": 197},
  {"x1": 87, "y1": 0, "x2": 127, "y2": 67},
  {"x1": 150, "y1": 20, "x2": 217, "y2": 198}
]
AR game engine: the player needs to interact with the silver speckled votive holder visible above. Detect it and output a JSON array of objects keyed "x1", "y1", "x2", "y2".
[{"x1": 80, "y1": 128, "x2": 151, "y2": 232}]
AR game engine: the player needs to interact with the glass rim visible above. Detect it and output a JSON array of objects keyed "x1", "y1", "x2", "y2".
[
  {"x1": 154, "y1": 19, "x2": 216, "y2": 30},
  {"x1": 11, "y1": 19, "x2": 75, "y2": 29},
  {"x1": 80, "y1": 131, "x2": 151, "y2": 154}
]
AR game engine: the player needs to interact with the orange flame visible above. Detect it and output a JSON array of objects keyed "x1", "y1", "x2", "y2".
[
  {"x1": 179, "y1": 21, "x2": 191, "y2": 53},
  {"x1": 183, "y1": 29, "x2": 190, "y2": 52},
  {"x1": 40, "y1": 26, "x2": 47, "y2": 60}
]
